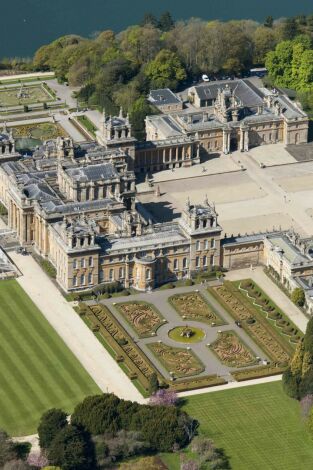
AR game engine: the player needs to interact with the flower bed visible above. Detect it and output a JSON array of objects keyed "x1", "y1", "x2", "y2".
[
  {"x1": 148, "y1": 342, "x2": 204, "y2": 378},
  {"x1": 115, "y1": 301, "x2": 166, "y2": 338},
  {"x1": 209, "y1": 331, "x2": 258, "y2": 368},
  {"x1": 169, "y1": 292, "x2": 225, "y2": 325},
  {"x1": 210, "y1": 282, "x2": 293, "y2": 364}
]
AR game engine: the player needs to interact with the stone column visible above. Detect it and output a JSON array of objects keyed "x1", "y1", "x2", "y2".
[
  {"x1": 222, "y1": 129, "x2": 228, "y2": 154},
  {"x1": 239, "y1": 128, "x2": 244, "y2": 152}
]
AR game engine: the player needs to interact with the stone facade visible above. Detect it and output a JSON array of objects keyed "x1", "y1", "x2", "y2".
[{"x1": 145, "y1": 80, "x2": 308, "y2": 162}]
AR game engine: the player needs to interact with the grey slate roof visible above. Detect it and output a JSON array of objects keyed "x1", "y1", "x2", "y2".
[
  {"x1": 149, "y1": 88, "x2": 181, "y2": 106},
  {"x1": 192, "y1": 79, "x2": 264, "y2": 107},
  {"x1": 66, "y1": 163, "x2": 119, "y2": 182}
]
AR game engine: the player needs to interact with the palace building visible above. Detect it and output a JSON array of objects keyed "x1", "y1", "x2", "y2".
[
  {"x1": 0, "y1": 134, "x2": 221, "y2": 292},
  {"x1": 145, "y1": 79, "x2": 308, "y2": 160}
]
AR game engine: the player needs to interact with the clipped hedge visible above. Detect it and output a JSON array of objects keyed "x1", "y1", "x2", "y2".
[
  {"x1": 170, "y1": 374, "x2": 226, "y2": 392},
  {"x1": 232, "y1": 364, "x2": 286, "y2": 382}
]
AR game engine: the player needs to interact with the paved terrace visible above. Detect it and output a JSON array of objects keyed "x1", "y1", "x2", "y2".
[{"x1": 138, "y1": 143, "x2": 313, "y2": 237}]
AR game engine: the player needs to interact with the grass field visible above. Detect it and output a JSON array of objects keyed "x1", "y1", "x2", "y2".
[
  {"x1": 183, "y1": 381, "x2": 313, "y2": 470},
  {"x1": 0, "y1": 280, "x2": 100, "y2": 436}
]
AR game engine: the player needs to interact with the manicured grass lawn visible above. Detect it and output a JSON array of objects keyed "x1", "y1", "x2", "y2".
[
  {"x1": 0, "y1": 280, "x2": 100, "y2": 436},
  {"x1": 168, "y1": 326, "x2": 205, "y2": 343},
  {"x1": 0, "y1": 85, "x2": 51, "y2": 106},
  {"x1": 183, "y1": 381, "x2": 313, "y2": 470}
]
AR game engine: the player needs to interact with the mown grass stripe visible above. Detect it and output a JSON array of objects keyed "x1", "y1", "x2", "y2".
[
  {"x1": 5, "y1": 283, "x2": 95, "y2": 393},
  {"x1": 0, "y1": 322, "x2": 54, "y2": 410},
  {"x1": 0, "y1": 295, "x2": 82, "y2": 400},
  {"x1": 0, "y1": 280, "x2": 99, "y2": 435}
]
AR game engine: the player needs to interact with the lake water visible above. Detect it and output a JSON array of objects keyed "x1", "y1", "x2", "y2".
[{"x1": 1, "y1": 0, "x2": 313, "y2": 58}]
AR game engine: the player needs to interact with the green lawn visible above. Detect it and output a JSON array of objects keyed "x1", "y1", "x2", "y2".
[
  {"x1": 183, "y1": 381, "x2": 313, "y2": 470},
  {"x1": 0, "y1": 280, "x2": 100, "y2": 436}
]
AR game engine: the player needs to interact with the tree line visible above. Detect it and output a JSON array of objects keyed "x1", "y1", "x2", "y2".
[
  {"x1": 2, "y1": 13, "x2": 313, "y2": 135},
  {"x1": 0, "y1": 391, "x2": 230, "y2": 469}
]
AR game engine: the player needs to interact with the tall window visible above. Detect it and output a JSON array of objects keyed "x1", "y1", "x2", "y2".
[
  {"x1": 211, "y1": 239, "x2": 215, "y2": 248},
  {"x1": 210, "y1": 254, "x2": 215, "y2": 266},
  {"x1": 81, "y1": 258, "x2": 85, "y2": 268},
  {"x1": 203, "y1": 255, "x2": 207, "y2": 266},
  {"x1": 109, "y1": 269, "x2": 114, "y2": 281},
  {"x1": 183, "y1": 258, "x2": 188, "y2": 269},
  {"x1": 89, "y1": 256, "x2": 93, "y2": 267},
  {"x1": 73, "y1": 259, "x2": 77, "y2": 269},
  {"x1": 204, "y1": 240, "x2": 209, "y2": 250},
  {"x1": 196, "y1": 240, "x2": 201, "y2": 251},
  {"x1": 146, "y1": 269, "x2": 151, "y2": 280},
  {"x1": 174, "y1": 259, "x2": 178, "y2": 271},
  {"x1": 196, "y1": 256, "x2": 200, "y2": 268},
  {"x1": 119, "y1": 267, "x2": 124, "y2": 279},
  {"x1": 73, "y1": 276, "x2": 77, "y2": 287},
  {"x1": 80, "y1": 274, "x2": 85, "y2": 285},
  {"x1": 88, "y1": 272, "x2": 92, "y2": 284},
  {"x1": 99, "y1": 270, "x2": 104, "y2": 282}
]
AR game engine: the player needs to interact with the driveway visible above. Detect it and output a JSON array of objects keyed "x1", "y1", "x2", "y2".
[{"x1": 10, "y1": 252, "x2": 145, "y2": 404}]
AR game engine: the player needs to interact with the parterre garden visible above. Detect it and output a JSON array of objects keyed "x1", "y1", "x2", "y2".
[
  {"x1": 12, "y1": 122, "x2": 66, "y2": 140},
  {"x1": 210, "y1": 281, "x2": 296, "y2": 364},
  {"x1": 209, "y1": 330, "x2": 258, "y2": 368},
  {"x1": 169, "y1": 291, "x2": 225, "y2": 325},
  {"x1": 148, "y1": 342, "x2": 204, "y2": 378},
  {"x1": 115, "y1": 301, "x2": 166, "y2": 338},
  {"x1": 0, "y1": 280, "x2": 100, "y2": 436},
  {"x1": 0, "y1": 84, "x2": 53, "y2": 107},
  {"x1": 77, "y1": 279, "x2": 299, "y2": 396}
]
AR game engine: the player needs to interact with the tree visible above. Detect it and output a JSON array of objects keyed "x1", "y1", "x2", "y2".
[
  {"x1": 71, "y1": 394, "x2": 122, "y2": 435},
  {"x1": 145, "y1": 49, "x2": 186, "y2": 90},
  {"x1": 148, "y1": 372, "x2": 159, "y2": 394},
  {"x1": 291, "y1": 288, "x2": 305, "y2": 307},
  {"x1": 141, "y1": 12, "x2": 158, "y2": 28},
  {"x1": 265, "y1": 40, "x2": 294, "y2": 87},
  {"x1": 264, "y1": 16, "x2": 274, "y2": 28},
  {"x1": 48, "y1": 425, "x2": 94, "y2": 470},
  {"x1": 281, "y1": 18, "x2": 299, "y2": 40},
  {"x1": 149, "y1": 389, "x2": 178, "y2": 406},
  {"x1": 253, "y1": 26, "x2": 277, "y2": 64},
  {"x1": 38, "y1": 409, "x2": 68, "y2": 450},
  {"x1": 158, "y1": 11, "x2": 174, "y2": 32},
  {"x1": 300, "y1": 394, "x2": 313, "y2": 418}
]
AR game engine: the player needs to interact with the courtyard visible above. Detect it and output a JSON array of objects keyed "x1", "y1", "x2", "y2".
[
  {"x1": 82, "y1": 278, "x2": 297, "y2": 390},
  {"x1": 0, "y1": 279, "x2": 100, "y2": 436},
  {"x1": 137, "y1": 143, "x2": 313, "y2": 238}
]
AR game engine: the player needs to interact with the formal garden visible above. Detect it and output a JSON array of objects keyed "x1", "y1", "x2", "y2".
[
  {"x1": 209, "y1": 330, "x2": 258, "y2": 368},
  {"x1": 12, "y1": 122, "x2": 67, "y2": 153},
  {"x1": 74, "y1": 278, "x2": 302, "y2": 395},
  {"x1": 115, "y1": 301, "x2": 166, "y2": 338},
  {"x1": 169, "y1": 291, "x2": 225, "y2": 325},
  {"x1": 148, "y1": 342, "x2": 204, "y2": 378},
  {"x1": 210, "y1": 281, "x2": 296, "y2": 365},
  {"x1": 0, "y1": 83, "x2": 54, "y2": 107}
]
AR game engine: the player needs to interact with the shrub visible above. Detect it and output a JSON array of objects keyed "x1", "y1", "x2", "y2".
[
  {"x1": 129, "y1": 372, "x2": 138, "y2": 380},
  {"x1": 116, "y1": 355, "x2": 124, "y2": 363},
  {"x1": 291, "y1": 288, "x2": 305, "y2": 307},
  {"x1": 185, "y1": 279, "x2": 193, "y2": 286}
]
